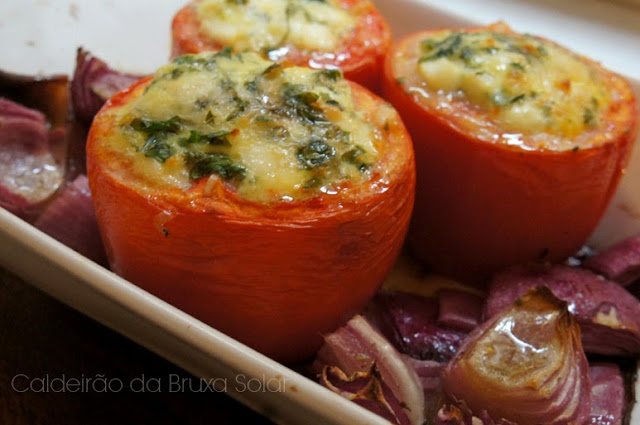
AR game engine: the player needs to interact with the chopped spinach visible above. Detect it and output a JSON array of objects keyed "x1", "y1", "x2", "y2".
[
  {"x1": 420, "y1": 31, "x2": 547, "y2": 65},
  {"x1": 420, "y1": 34, "x2": 463, "y2": 62},
  {"x1": 219, "y1": 77, "x2": 248, "y2": 121},
  {"x1": 180, "y1": 129, "x2": 231, "y2": 145},
  {"x1": 491, "y1": 92, "x2": 526, "y2": 107},
  {"x1": 297, "y1": 139, "x2": 335, "y2": 169},
  {"x1": 281, "y1": 83, "x2": 325, "y2": 123},
  {"x1": 459, "y1": 46, "x2": 476, "y2": 65},
  {"x1": 141, "y1": 135, "x2": 175, "y2": 163},
  {"x1": 261, "y1": 63, "x2": 282, "y2": 76},
  {"x1": 342, "y1": 145, "x2": 369, "y2": 172},
  {"x1": 318, "y1": 124, "x2": 350, "y2": 143},
  {"x1": 171, "y1": 48, "x2": 233, "y2": 71},
  {"x1": 583, "y1": 107, "x2": 597, "y2": 126},
  {"x1": 324, "y1": 99, "x2": 342, "y2": 110},
  {"x1": 303, "y1": 175, "x2": 323, "y2": 189},
  {"x1": 195, "y1": 98, "x2": 211, "y2": 109},
  {"x1": 205, "y1": 110, "x2": 216, "y2": 125},
  {"x1": 185, "y1": 152, "x2": 246, "y2": 180},
  {"x1": 129, "y1": 117, "x2": 182, "y2": 163},
  {"x1": 510, "y1": 93, "x2": 526, "y2": 104},
  {"x1": 244, "y1": 80, "x2": 258, "y2": 92},
  {"x1": 225, "y1": 101, "x2": 247, "y2": 121},
  {"x1": 130, "y1": 116, "x2": 182, "y2": 134},
  {"x1": 217, "y1": 47, "x2": 233, "y2": 59},
  {"x1": 316, "y1": 69, "x2": 342, "y2": 83}
]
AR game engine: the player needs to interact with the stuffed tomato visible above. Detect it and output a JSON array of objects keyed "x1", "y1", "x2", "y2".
[
  {"x1": 171, "y1": 0, "x2": 391, "y2": 91},
  {"x1": 86, "y1": 50, "x2": 415, "y2": 362},
  {"x1": 383, "y1": 23, "x2": 638, "y2": 284}
]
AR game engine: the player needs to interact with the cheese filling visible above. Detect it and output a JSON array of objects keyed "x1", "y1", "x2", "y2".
[
  {"x1": 416, "y1": 30, "x2": 611, "y2": 140},
  {"x1": 195, "y1": 0, "x2": 356, "y2": 53},
  {"x1": 106, "y1": 51, "x2": 380, "y2": 203}
]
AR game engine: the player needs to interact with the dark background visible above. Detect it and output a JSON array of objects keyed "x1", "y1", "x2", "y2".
[{"x1": 0, "y1": 268, "x2": 275, "y2": 425}]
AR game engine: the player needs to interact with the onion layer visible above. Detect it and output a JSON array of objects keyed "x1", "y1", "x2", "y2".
[
  {"x1": 584, "y1": 233, "x2": 640, "y2": 286},
  {"x1": 485, "y1": 263, "x2": 640, "y2": 356},
  {"x1": 442, "y1": 287, "x2": 591, "y2": 425},
  {"x1": 70, "y1": 48, "x2": 141, "y2": 123},
  {"x1": 314, "y1": 314, "x2": 425, "y2": 425},
  {"x1": 588, "y1": 363, "x2": 625, "y2": 425},
  {"x1": 365, "y1": 289, "x2": 469, "y2": 362}
]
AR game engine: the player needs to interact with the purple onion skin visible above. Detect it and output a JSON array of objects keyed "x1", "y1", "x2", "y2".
[
  {"x1": 67, "y1": 49, "x2": 142, "y2": 178},
  {"x1": 313, "y1": 315, "x2": 425, "y2": 425},
  {"x1": 485, "y1": 263, "x2": 640, "y2": 356},
  {"x1": 589, "y1": 363, "x2": 625, "y2": 425},
  {"x1": 0, "y1": 98, "x2": 63, "y2": 221},
  {"x1": 366, "y1": 290, "x2": 468, "y2": 362},
  {"x1": 437, "y1": 289, "x2": 483, "y2": 332},
  {"x1": 436, "y1": 403, "x2": 517, "y2": 425},
  {"x1": 0, "y1": 186, "x2": 41, "y2": 223},
  {"x1": 443, "y1": 287, "x2": 591, "y2": 425},
  {"x1": 404, "y1": 357, "x2": 444, "y2": 421},
  {"x1": 70, "y1": 48, "x2": 141, "y2": 123},
  {"x1": 320, "y1": 366, "x2": 412, "y2": 425},
  {"x1": 34, "y1": 174, "x2": 107, "y2": 265},
  {"x1": 0, "y1": 97, "x2": 48, "y2": 151},
  {"x1": 584, "y1": 233, "x2": 640, "y2": 286}
]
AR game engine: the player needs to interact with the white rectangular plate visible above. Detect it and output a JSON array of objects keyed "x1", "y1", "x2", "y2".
[{"x1": 1, "y1": 1, "x2": 639, "y2": 424}]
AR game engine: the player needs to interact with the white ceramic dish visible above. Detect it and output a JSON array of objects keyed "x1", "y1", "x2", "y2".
[{"x1": 1, "y1": 1, "x2": 639, "y2": 424}]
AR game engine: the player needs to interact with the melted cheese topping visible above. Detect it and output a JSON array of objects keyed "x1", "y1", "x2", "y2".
[
  {"x1": 416, "y1": 30, "x2": 611, "y2": 141},
  {"x1": 104, "y1": 51, "x2": 380, "y2": 203},
  {"x1": 195, "y1": 0, "x2": 356, "y2": 53}
]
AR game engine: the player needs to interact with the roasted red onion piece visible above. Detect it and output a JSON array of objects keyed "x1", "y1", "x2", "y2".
[
  {"x1": 437, "y1": 289, "x2": 483, "y2": 332},
  {"x1": 436, "y1": 404, "x2": 467, "y2": 425},
  {"x1": 0, "y1": 98, "x2": 64, "y2": 221},
  {"x1": 584, "y1": 234, "x2": 640, "y2": 286},
  {"x1": 443, "y1": 287, "x2": 591, "y2": 425},
  {"x1": 321, "y1": 365, "x2": 412, "y2": 425},
  {"x1": 404, "y1": 357, "x2": 444, "y2": 421},
  {"x1": 485, "y1": 263, "x2": 640, "y2": 356},
  {"x1": 589, "y1": 363, "x2": 625, "y2": 425},
  {"x1": 34, "y1": 174, "x2": 106, "y2": 265},
  {"x1": 70, "y1": 48, "x2": 141, "y2": 123},
  {"x1": 366, "y1": 289, "x2": 467, "y2": 362},
  {"x1": 314, "y1": 314, "x2": 425, "y2": 425},
  {"x1": 436, "y1": 403, "x2": 517, "y2": 425}
]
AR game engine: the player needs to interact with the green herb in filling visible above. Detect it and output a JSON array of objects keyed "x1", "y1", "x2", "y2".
[
  {"x1": 180, "y1": 129, "x2": 232, "y2": 146},
  {"x1": 342, "y1": 145, "x2": 370, "y2": 172},
  {"x1": 419, "y1": 32, "x2": 546, "y2": 67},
  {"x1": 141, "y1": 136, "x2": 175, "y2": 163},
  {"x1": 281, "y1": 83, "x2": 325, "y2": 123},
  {"x1": 130, "y1": 117, "x2": 182, "y2": 134},
  {"x1": 297, "y1": 139, "x2": 335, "y2": 169},
  {"x1": 185, "y1": 151, "x2": 247, "y2": 181},
  {"x1": 316, "y1": 69, "x2": 342, "y2": 83}
]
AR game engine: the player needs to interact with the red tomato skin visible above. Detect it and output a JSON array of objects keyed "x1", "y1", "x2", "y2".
[{"x1": 383, "y1": 29, "x2": 638, "y2": 285}]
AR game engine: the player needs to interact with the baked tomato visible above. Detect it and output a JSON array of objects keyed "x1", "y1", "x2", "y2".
[
  {"x1": 383, "y1": 23, "x2": 638, "y2": 284},
  {"x1": 86, "y1": 51, "x2": 414, "y2": 363},
  {"x1": 170, "y1": 0, "x2": 391, "y2": 92}
]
